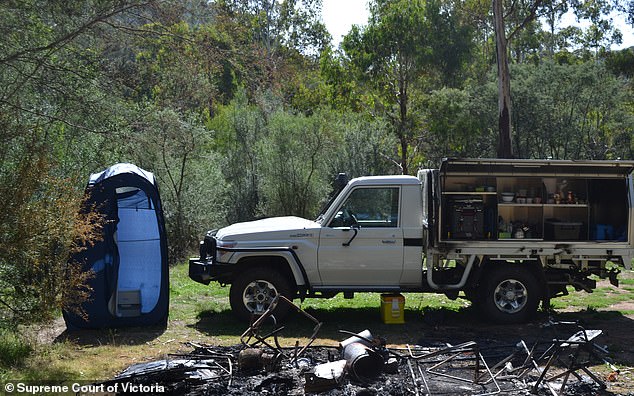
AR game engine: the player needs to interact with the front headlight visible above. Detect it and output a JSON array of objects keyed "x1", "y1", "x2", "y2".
[
  {"x1": 216, "y1": 239, "x2": 237, "y2": 262},
  {"x1": 216, "y1": 239, "x2": 237, "y2": 249}
]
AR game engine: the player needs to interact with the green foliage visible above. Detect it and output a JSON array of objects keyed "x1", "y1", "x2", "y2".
[
  {"x1": 511, "y1": 61, "x2": 633, "y2": 159},
  {"x1": 605, "y1": 47, "x2": 634, "y2": 78},
  {"x1": 340, "y1": 0, "x2": 474, "y2": 173},
  {"x1": 209, "y1": 91, "x2": 402, "y2": 224},
  {"x1": 258, "y1": 109, "x2": 339, "y2": 217},
  {"x1": 422, "y1": 86, "x2": 497, "y2": 160},
  {"x1": 0, "y1": 152, "x2": 101, "y2": 324},
  {"x1": 327, "y1": 113, "x2": 399, "y2": 177},
  {"x1": 418, "y1": 60, "x2": 634, "y2": 161},
  {"x1": 132, "y1": 21, "x2": 238, "y2": 113},
  {"x1": 209, "y1": 91, "x2": 266, "y2": 223},
  {"x1": 217, "y1": 0, "x2": 330, "y2": 56},
  {"x1": 0, "y1": 328, "x2": 33, "y2": 368}
]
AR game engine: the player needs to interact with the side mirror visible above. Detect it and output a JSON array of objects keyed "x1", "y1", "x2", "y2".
[
  {"x1": 330, "y1": 209, "x2": 358, "y2": 228},
  {"x1": 342, "y1": 225, "x2": 360, "y2": 247},
  {"x1": 330, "y1": 211, "x2": 345, "y2": 228}
]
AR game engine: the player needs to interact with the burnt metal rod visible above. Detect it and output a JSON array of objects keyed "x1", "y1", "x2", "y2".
[
  {"x1": 474, "y1": 345, "x2": 481, "y2": 384},
  {"x1": 292, "y1": 321, "x2": 322, "y2": 361},
  {"x1": 270, "y1": 295, "x2": 323, "y2": 362},
  {"x1": 560, "y1": 348, "x2": 582, "y2": 393},
  {"x1": 472, "y1": 352, "x2": 501, "y2": 396},
  {"x1": 338, "y1": 329, "x2": 375, "y2": 345},
  {"x1": 514, "y1": 340, "x2": 540, "y2": 380},
  {"x1": 279, "y1": 294, "x2": 320, "y2": 323},
  {"x1": 240, "y1": 312, "x2": 276, "y2": 341},
  {"x1": 406, "y1": 358, "x2": 420, "y2": 396},
  {"x1": 426, "y1": 351, "x2": 479, "y2": 384},
  {"x1": 483, "y1": 349, "x2": 520, "y2": 384},
  {"x1": 250, "y1": 325, "x2": 286, "y2": 347},
  {"x1": 408, "y1": 341, "x2": 478, "y2": 360},
  {"x1": 184, "y1": 342, "x2": 235, "y2": 357},
  {"x1": 108, "y1": 367, "x2": 230, "y2": 384},
  {"x1": 212, "y1": 360, "x2": 231, "y2": 376},
  {"x1": 167, "y1": 353, "x2": 234, "y2": 362},
  {"x1": 404, "y1": 354, "x2": 479, "y2": 365},
  {"x1": 239, "y1": 296, "x2": 280, "y2": 345},
  {"x1": 293, "y1": 340, "x2": 299, "y2": 367},
  {"x1": 415, "y1": 360, "x2": 432, "y2": 396},
  {"x1": 226, "y1": 356, "x2": 233, "y2": 387},
  {"x1": 398, "y1": 343, "x2": 523, "y2": 353},
  {"x1": 422, "y1": 348, "x2": 502, "y2": 396},
  {"x1": 522, "y1": 342, "x2": 558, "y2": 396}
]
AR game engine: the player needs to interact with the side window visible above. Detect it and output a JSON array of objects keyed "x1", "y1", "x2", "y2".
[{"x1": 329, "y1": 187, "x2": 400, "y2": 228}]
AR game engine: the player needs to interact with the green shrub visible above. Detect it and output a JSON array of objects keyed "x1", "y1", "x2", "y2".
[{"x1": 0, "y1": 329, "x2": 33, "y2": 368}]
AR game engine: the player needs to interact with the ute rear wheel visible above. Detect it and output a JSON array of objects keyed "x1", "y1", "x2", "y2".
[
  {"x1": 478, "y1": 265, "x2": 541, "y2": 324},
  {"x1": 229, "y1": 267, "x2": 293, "y2": 322}
]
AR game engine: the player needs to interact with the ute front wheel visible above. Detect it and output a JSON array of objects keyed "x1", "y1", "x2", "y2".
[
  {"x1": 229, "y1": 267, "x2": 293, "y2": 322},
  {"x1": 479, "y1": 265, "x2": 541, "y2": 324}
]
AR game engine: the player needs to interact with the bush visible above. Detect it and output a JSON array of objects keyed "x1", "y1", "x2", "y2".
[
  {"x1": 0, "y1": 328, "x2": 33, "y2": 368},
  {"x1": 0, "y1": 151, "x2": 102, "y2": 325}
]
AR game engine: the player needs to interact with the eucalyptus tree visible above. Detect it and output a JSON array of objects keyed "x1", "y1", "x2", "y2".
[
  {"x1": 490, "y1": 0, "x2": 629, "y2": 158},
  {"x1": 217, "y1": 0, "x2": 330, "y2": 55},
  {"x1": 213, "y1": 0, "x2": 330, "y2": 101},
  {"x1": 341, "y1": 0, "x2": 472, "y2": 174}
]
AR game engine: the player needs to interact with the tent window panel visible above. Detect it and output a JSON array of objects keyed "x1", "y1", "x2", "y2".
[
  {"x1": 116, "y1": 208, "x2": 160, "y2": 241},
  {"x1": 116, "y1": 188, "x2": 154, "y2": 210}
]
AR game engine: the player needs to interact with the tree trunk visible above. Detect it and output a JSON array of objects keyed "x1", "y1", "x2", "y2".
[
  {"x1": 400, "y1": 139, "x2": 408, "y2": 175},
  {"x1": 493, "y1": 0, "x2": 513, "y2": 158}
]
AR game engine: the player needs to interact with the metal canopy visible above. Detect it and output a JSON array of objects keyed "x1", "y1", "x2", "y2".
[{"x1": 440, "y1": 158, "x2": 634, "y2": 177}]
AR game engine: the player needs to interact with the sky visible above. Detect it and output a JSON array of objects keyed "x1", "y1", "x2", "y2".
[
  {"x1": 322, "y1": 0, "x2": 369, "y2": 46},
  {"x1": 321, "y1": 0, "x2": 634, "y2": 50}
]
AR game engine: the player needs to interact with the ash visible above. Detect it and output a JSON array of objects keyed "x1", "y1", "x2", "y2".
[{"x1": 98, "y1": 326, "x2": 630, "y2": 396}]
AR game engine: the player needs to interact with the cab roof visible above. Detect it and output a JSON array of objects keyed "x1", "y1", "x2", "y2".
[{"x1": 349, "y1": 175, "x2": 421, "y2": 186}]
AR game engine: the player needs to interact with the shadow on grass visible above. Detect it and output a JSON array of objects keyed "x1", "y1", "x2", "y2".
[
  {"x1": 190, "y1": 305, "x2": 634, "y2": 365},
  {"x1": 54, "y1": 324, "x2": 166, "y2": 347},
  {"x1": 191, "y1": 304, "x2": 485, "y2": 344}
]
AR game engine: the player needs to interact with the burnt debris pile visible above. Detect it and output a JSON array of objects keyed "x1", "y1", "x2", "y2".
[{"x1": 99, "y1": 300, "x2": 626, "y2": 395}]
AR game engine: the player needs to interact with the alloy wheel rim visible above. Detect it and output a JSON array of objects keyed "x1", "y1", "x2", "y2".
[
  {"x1": 493, "y1": 279, "x2": 528, "y2": 314},
  {"x1": 243, "y1": 280, "x2": 278, "y2": 314}
]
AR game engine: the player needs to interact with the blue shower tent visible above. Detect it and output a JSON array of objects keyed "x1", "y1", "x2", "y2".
[{"x1": 63, "y1": 164, "x2": 169, "y2": 329}]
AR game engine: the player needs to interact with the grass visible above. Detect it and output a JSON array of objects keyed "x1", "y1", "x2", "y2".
[
  {"x1": 1, "y1": 264, "x2": 633, "y2": 383},
  {"x1": 550, "y1": 270, "x2": 634, "y2": 314},
  {"x1": 0, "y1": 328, "x2": 33, "y2": 368}
]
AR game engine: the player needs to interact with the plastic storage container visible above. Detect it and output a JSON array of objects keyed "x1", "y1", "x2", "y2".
[
  {"x1": 593, "y1": 224, "x2": 614, "y2": 240},
  {"x1": 545, "y1": 221, "x2": 582, "y2": 240},
  {"x1": 380, "y1": 293, "x2": 405, "y2": 324}
]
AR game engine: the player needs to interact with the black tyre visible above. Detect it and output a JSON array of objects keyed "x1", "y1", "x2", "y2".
[
  {"x1": 229, "y1": 267, "x2": 294, "y2": 322},
  {"x1": 478, "y1": 265, "x2": 541, "y2": 324}
]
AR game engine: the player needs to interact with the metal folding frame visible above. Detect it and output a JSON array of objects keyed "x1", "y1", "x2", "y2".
[
  {"x1": 406, "y1": 342, "x2": 501, "y2": 396},
  {"x1": 239, "y1": 295, "x2": 322, "y2": 366},
  {"x1": 530, "y1": 326, "x2": 607, "y2": 394}
]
